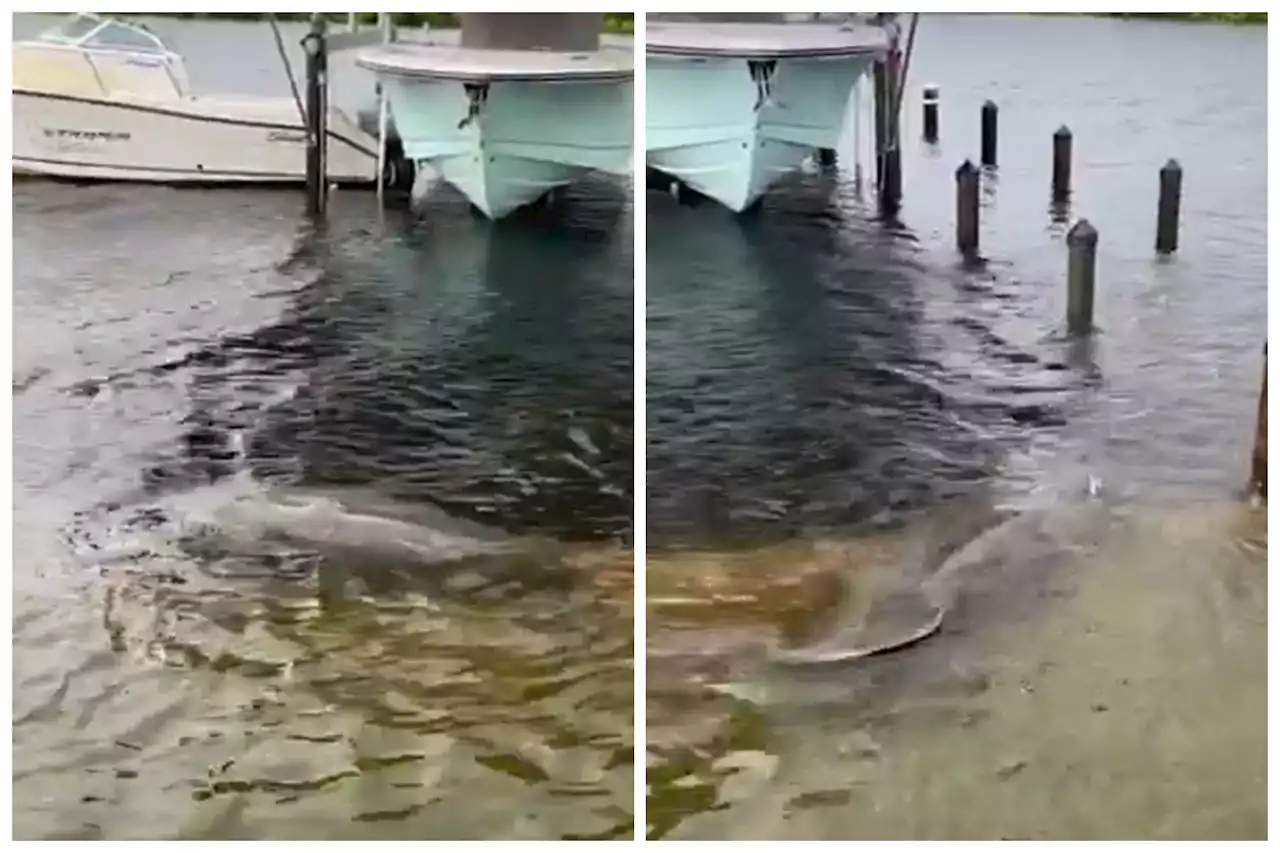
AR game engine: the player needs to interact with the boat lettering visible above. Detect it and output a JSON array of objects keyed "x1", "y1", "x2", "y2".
[
  {"x1": 42, "y1": 128, "x2": 131, "y2": 142},
  {"x1": 267, "y1": 130, "x2": 307, "y2": 144}
]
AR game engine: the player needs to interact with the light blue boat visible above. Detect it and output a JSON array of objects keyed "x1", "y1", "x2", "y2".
[
  {"x1": 357, "y1": 20, "x2": 632, "y2": 219},
  {"x1": 646, "y1": 20, "x2": 888, "y2": 213}
]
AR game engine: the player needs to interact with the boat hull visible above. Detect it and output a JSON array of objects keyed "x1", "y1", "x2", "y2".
[
  {"x1": 13, "y1": 90, "x2": 379, "y2": 186},
  {"x1": 647, "y1": 53, "x2": 874, "y2": 212},
  {"x1": 381, "y1": 76, "x2": 632, "y2": 219}
]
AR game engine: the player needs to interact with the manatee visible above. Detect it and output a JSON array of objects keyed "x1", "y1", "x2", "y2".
[
  {"x1": 161, "y1": 476, "x2": 577, "y2": 598},
  {"x1": 765, "y1": 500, "x2": 1107, "y2": 667}
]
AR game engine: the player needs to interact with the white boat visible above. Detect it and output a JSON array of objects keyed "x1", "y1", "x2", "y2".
[
  {"x1": 13, "y1": 12, "x2": 381, "y2": 186},
  {"x1": 356, "y1": 16, "x2": 633, "y2": 220},
  {"x1": 646, "y1": 19, "x2": 888, "y2": 213}
]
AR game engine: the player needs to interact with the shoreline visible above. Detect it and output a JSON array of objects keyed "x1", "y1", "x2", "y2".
[
  {"x1": 1038, "y1": 11, "x2": 1264, "y2": 24},
  {"x1": 102, "y1": 12, "x2": 635, "y2": 33}
]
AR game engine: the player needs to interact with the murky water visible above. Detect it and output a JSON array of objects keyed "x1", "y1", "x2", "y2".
[
  {"x1": 645, "y1": 13, "x2": 1267, "y2": 840},
  {"x1": 12, "y1": 26, "x2": 634, "y2": 834}
]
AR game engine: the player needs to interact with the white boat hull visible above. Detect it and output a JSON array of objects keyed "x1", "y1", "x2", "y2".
[
  {"x1": 14, "y1": 90, "x2": 379, "y2": 185},
  {"x1": 357, "y1": 36, "x2": 634, "y2": 220},
  {"x1": 645, "y1": 21, "x2": 888, "y2": 213},
  {"x1": 647, "y1": 54, "x2": 874, "y2": 212},
  {"x1": 381, "y1": 76, "x2": 632, "y2": 219}
]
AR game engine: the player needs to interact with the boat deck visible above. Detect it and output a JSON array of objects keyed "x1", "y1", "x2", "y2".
[
  {"x1": 646, "y1": 22, "x2": 888, "y2": 59},
  {"x1": 357, "y1": 40, "x2": 633, "y2": 83}
]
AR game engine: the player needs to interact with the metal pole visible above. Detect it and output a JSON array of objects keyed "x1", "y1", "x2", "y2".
[
  {"x1": 303, "y1": 15, "x2": 328, "y2": 217},
  {"x1": 376, "y1": 84, "x2": 389, "y2": 203}
]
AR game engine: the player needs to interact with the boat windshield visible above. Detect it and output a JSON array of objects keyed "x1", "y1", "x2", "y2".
[
  {"x1": 38, "y1": 13, "x2": 103, "y2": 44},
  {"x1": 38, "y1": 13, "x2": 170, "y2": 54}
]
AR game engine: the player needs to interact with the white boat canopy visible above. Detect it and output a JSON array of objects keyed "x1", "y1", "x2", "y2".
[{"x1": 34, "y1": 12, "x2": 172, "y2": 55}]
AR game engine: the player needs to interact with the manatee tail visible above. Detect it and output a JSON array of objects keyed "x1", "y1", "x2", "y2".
[{"x1": 766, "y1": 587, "x2": 946, "y2": 666}]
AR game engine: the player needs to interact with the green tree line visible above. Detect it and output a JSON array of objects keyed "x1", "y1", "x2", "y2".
[
  {"x1": 108, "y1": 12, "x2": 634, "y2": 32},
  {"x1": 1101, "y1": 12, "x2": 1265, "y2": 23}
]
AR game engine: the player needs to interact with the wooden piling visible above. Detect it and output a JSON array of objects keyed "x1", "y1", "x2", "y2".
[
  {"x1": 956, "y1": 160, "x2": 980, "y2": 257},
  {"x1": 881, "y1": 148, "x2": 902, "y2": 214},
  {"x1": 922, "y1": 83, "x2": 939, "y2": 143},
  {"x1": 1052, "y1": 125, "x2": 1072, "y2": 203},
  {"x1": 874, "y1": 60, "x2": 903, "y2": 211},
  {"x1": 1066, "y1": 219, "x2": 1098, "y2": 335},
  {"x1": 1156, "y1": 158, "x2": 1182, "y2": 254},
  {"x1": 1252, "y1": 346, "x2": 1266, "y2": 499},
  {"x1": 980, "y1": 99, "x2": 998, "y2": 168},
  {"x1": 873, "y1": 62, "x2": 888, "y2": 189},
  {"x1": 303, "y1": 15, "x2": 328, "y2": 218},
  {"x1": 872, "y1": 13, "x2": 903, "y2": 214}
]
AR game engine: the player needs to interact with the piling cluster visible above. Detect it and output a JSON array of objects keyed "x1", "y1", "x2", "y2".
[
  {"x1": 935, "y1": 95, "x2": 1189, "y2": 334},
  {"x1": 925, "y1": 91, "x2": 1261, "y2": 499}
]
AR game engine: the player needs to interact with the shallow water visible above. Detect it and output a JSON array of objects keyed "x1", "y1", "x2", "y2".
[
  {"x1": 645, "y1": 12, "x2": 1267, "y2": 840},
  {"x1": 647, "y1": 500, "x2": 1265, "y2": 840},
  {"x1": 12, "y1": 61, "x2": 634, "y2": 837}
]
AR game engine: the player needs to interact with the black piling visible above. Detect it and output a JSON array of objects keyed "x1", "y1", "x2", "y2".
[
  {"x1": 874, "y1": 54, "x2": 903, "y2": 213},
  {"x1": 817, "y1": 147, "x2": 837, "y2": 168},
  {"x1": 303, "y1": 15, "x2": 328, "y2": 218},
  {"x1": 956, "y1": 159, "x2": 980, "y2": 257},
  {"x1": 1052, "y1": 125, "x2": 1072, "y2": 203},
  {"x1": 873, "y1": 62, "x2": 888, "y2": 187},
  {"x1": 1066, "y1": 219, "x2": 1099, "y2": 335},
  {"x1": 922, "y1": 83, "x2": 939, "y2": 144},
  {"x1": 881, "y1": 148, "x2": 902, "y2": 214},
  {"x1": 1156, "y1": 158, "x2": 1183, "y2": 254},
  {"x1": 980, "y1": 99, "x2": 998, "y2": 168}
]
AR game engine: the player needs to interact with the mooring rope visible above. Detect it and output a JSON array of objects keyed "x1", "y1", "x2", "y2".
[
  {"x1": 267, "y1": 12, "x2": 307, "y2": 128},
  {"x1": 891, "y1": 13, "x2": 921, "y2": 136}
]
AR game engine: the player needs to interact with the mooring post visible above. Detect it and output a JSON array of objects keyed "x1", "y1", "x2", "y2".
[
  {"x1": 873, "y1": 61, "x2": 888, "y2": 189},
  {"x1": 879, "y1": 52, "x2": 903, "y2": 211},
  {"x1": 1066, "y1": 219, "x2": 1099, "y2": 335},
  {"x1": 303, "y1": 14, "x2": 328, "y2": 218},
  {"x1": 882, "y1": 146, "x2": 902, "y2": 213},
  {"x1": 817, "y1": 147, "x2": 837, "y2": 168},
  {"x1": 1052, "y1": 125, "x2": 1072, "y2": 203},
  {"x1": 1252, "y1": 345, "x2": 1267, "y2": 499},
  {"x1": 980, "y1": 99, "x2": 998, "y2": 168},
  {"x1": 1156, "y1": 158, "x2": 1182, "y2": 254},
  {"x1": 870, "y1": 13, "x2": 902, "y2": 213},
  {"x1": 922, "y1": 83, "x2": 939, "y2": 144},
  {"x1": 956, "y1": 159, "x2": 980, "y2": 257}
]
